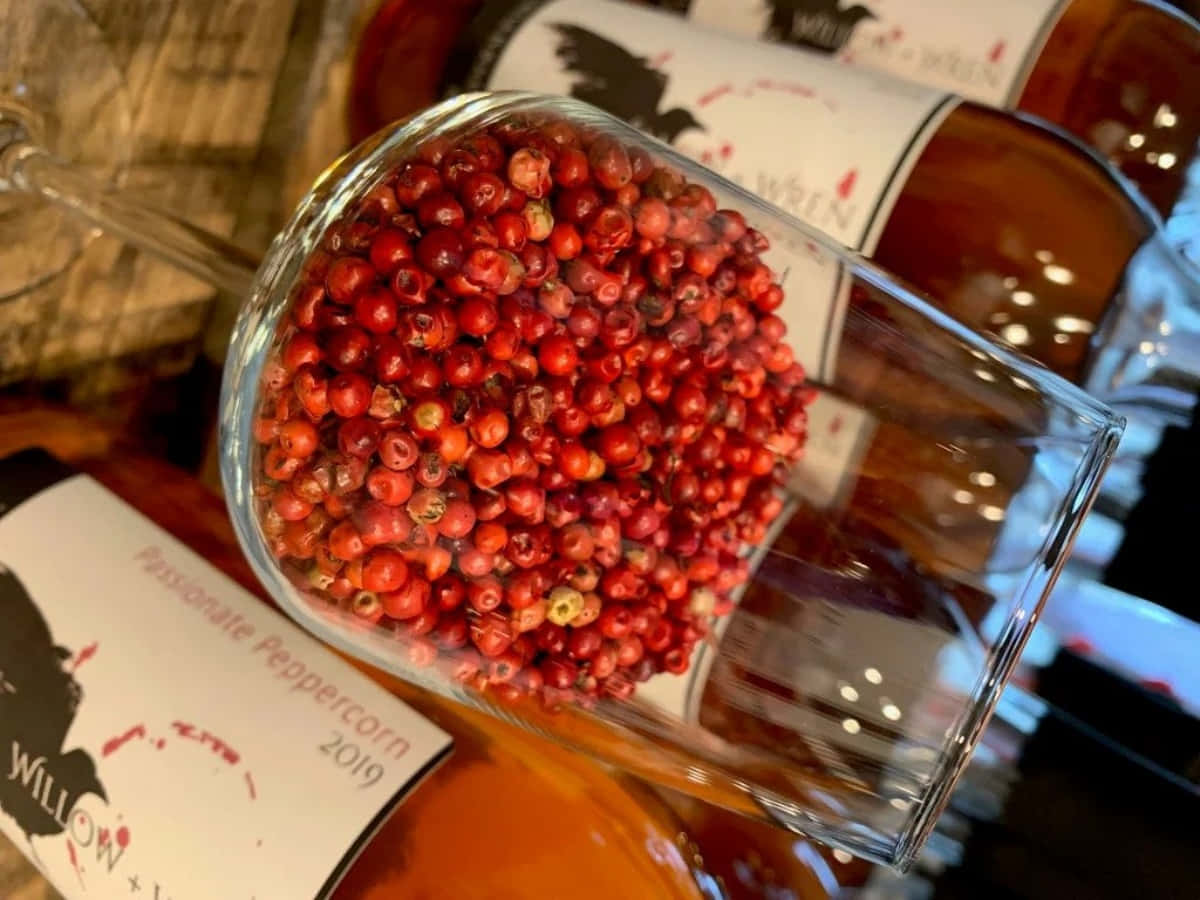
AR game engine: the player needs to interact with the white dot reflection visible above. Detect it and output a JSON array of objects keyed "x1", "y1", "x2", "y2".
[
  {"x1": 1154, "y1": 105, "x2": 1177, "y2": 128},
  {"x1": 1002, "y1": 276, "x2": 1019, "y2": 289},
  {"x1": 890, "y1": 798, "x2": 911, "y2": 811},
  {"x1": 1001, "y1": 323, "x2": 1031, "y2": 346},
  {"x1": 969, "y1": 471, "x2": 996, "y2": 487},
  {"x1": 1158, "y1": 152, "x2": 1177, "y2": 170},
  {"x1": 1139, "y1": 340, "x2": 1157, "y2": 354},
  {"x1": 832, "y1": 850, "x2": 854, "y2": 864},
  {"x1": 979, "y1": 504, "x2": 1006, "y2": 522},
  {"x1": 1128, "y1": 133, "x2": 1146, "y2": 148},
  {"x1": 865, "y1": 668, "x2": 882, "y2": 684},
  {"x1": 1035, "y1": 250, "x2": 1054, "y2": 263},
  {"x1": 1054, "y1": 334, "x2": 1071, "y2": 344},
  {"x1": 882, "y1": 703, "x2": 902, "y2": 722},
  {"x1": 1011, "y1": 376, "x2": 1034, "y2": 390},
  {"x1": 1146, "y1": 151, "x2": 1160, "y2": 165},
  {"x1": 1043, "y1": 264, "x2": 1075, "y2": 285},
  {"x1": 842, "y1": 718, "x2": 861, "y2": 735},
  {"x1": 1053, "y1": 315, "x2": 1094, "y2": 334},
  {"x1": 840, "y1": 684, "x2": 860, "y2": 702},
  {"x1": 1160, "y1": 321, "x2": 1173, "y2": 336},
  {"x1": 1012, "y1": 290, "x2": 1035, "y2": 306},
  {"x1": 953, "y1": 489, "x2": 974, "y2": 504},
  {"x1": 974, "y1": 367, "x2": 996, "y2": 382}
]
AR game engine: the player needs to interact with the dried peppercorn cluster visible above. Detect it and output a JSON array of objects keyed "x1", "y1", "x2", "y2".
[{"x1": 252, "y1": 113, "x2": 810, "y2": 705}]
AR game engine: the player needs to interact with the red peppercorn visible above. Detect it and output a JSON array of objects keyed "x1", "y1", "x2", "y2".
[
  {"x1": 503, "y1": 147, "x2": 548, "y2": 197},
  {"x1": 381, "y1": 577, "x2": 430, "y2": 620},
  {"x1": 548, "y1": 222, "x2": 582, "y2": 260},
  {"x1": 568, "y1": 626, "x2": 603, "y2": 661},
  {"x1": 416, "y1": 227, "x2": 465, "y2": 278},
  {"x1": 326, "y1": 257, "x2": 376, "y2": 303},
  {"x1": 363, "y1": 550, "x2": 409, "y2": 593},
  {"x1": 471, "y1": 610, "x2": 514, "y2": 657},
  {"x1": 390, "y1": 261, "x2": 428, "y2": 306},
  {"x1": 537, "y1": 333, "x2": 578, "y2": 376},
  {"x1": 325, "y1": 326, "x2": 372, "y2": 372},
  {"x1": 541, "y1": 658, "x2": 578, "y2": 690},
  {"x1": 351, "y1": 288, "x2": 397, "y2": 335},
  {"x1": 468, "y1": 575, "x2": 504, "y2": 614},
  {"x1": 366, "y1": 466, "x2": 415, "y2": 506},
  {"x1": 277, "y1": 419, "x2": 319, "y2": 459}
]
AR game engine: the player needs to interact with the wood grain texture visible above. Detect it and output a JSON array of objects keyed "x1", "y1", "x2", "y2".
[
  {"x1": 0, "y1": 0, "x2": 370, "y2": 887},
  {"x1": 0, "y1": 0, "x2": 301, "y2": 395}
]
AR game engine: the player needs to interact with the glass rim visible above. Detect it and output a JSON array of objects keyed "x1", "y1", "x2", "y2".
[{"x1": 218, "y1": 89, "x2": 1126, "y2": 869}]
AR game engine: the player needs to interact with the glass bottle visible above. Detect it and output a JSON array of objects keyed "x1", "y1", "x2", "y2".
[
  {"x1": 0, "y1": 410, "x2": 718, "y2": 900},
  {"x1": 0, "y1": 84, "x2": 1120, "y2": 866},
  {"x1": 659, "y1": 0, "x2": 1200, "y2": 240},
  {"x1": 350, "y1": 0, "x2": 1200, "y2": 423}
]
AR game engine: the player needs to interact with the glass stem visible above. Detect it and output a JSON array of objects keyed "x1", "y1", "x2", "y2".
[{"x1": 1, "y1": 138, "x2": 260, "y2": 298}]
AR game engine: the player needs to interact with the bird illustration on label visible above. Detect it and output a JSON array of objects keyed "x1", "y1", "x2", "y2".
[
  {"x1": 765, "y1": 0, "x2": 878, "y2": 54},
  {"x1": 549, "y1": 24, "x2": 706, "y2": 143},
  {"x1": 0, "y1": 564, "x2": 107, "y2": 840}
]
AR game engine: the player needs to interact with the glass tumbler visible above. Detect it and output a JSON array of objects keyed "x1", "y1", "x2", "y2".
[
  {"x1": 215, "y1": 93, "x2": 1121, "y2": 868},
  {"x1": 1, "y1": 87, "x2": 1121, "y2": 868}
]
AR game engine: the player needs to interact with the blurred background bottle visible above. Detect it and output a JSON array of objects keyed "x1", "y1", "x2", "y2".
[
  {"x1": 650, "y1": 0, "x2": 1200, "y2": 269},
  {"x1": 0, "y1": 411, "x2": 722, "y2": 900},
  {"x1": 350, "y1": 0, "x2": 1200, "y2": 431}
]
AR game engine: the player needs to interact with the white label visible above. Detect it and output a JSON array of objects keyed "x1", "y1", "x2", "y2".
[
  {"x1": 789, "y1": 392, "x2": 877, "y2": 509},
  {"x1": 0, "y1": 459, "x2": 451, "y2": 900},
  {"x1": 477, "y1": 0, "x2": 957, "y2": 378},
  {"x1": 685, "y1": 0, "x2": 1068, "y2": 107}
]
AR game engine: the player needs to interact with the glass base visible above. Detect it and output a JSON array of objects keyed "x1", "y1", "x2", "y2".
[{"x1": 0, "y1": 0, "x2": 132, "y2": 300}]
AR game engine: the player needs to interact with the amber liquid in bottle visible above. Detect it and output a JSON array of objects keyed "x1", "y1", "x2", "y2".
[
  {"x1": 656, "y1": 0, "x2": 1200, "y2": 228},
  {"x1": 1016, "y1": 0, "x2": 1200, "y2": 223},
  {"x1": 349, "y1": 0, "x2": 1157, "y2": 386},
  {"x1": 1, "y1": 413, "x2": 713, "y2": 900}
]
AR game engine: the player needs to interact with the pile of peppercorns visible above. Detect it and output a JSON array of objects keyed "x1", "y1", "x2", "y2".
[{"x1": 252, "y1": 113, "x2": 810, "y2": 705}]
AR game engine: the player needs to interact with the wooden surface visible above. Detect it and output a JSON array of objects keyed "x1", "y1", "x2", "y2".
[
  {"x1": 0, "y1": 0, "x2": 371, "y2": 444},
  {"x1": 0, "y1": 0, "x2": 378, "y2": 890}
]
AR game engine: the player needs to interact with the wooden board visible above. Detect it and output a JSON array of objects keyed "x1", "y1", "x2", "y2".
[{"x1": 0, "y1": 0, "x2": 374, "y2": 889}]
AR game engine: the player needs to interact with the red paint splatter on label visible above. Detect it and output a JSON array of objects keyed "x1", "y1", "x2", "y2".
[
  {"x1": 69, "y1": 641, "x2": 99, "y2": 673},
  {"x1": 155, "y1": 738, "x2": 166, "y2": 750},
  {"x1": 835, "y1": 169, "x2": 857, "y2": 200},
  {"x1": 1064, "y1": 635, "x2": 1094, "y2": 655},
  {"x1": 245, "y1": 771, "x2": 257, "y2": 801},
  {"x1": 1140, "y1": 678, "x2": 1175, "y2": 697},
  {"x1": 66, "y1": 839, "x2": 84, "y2": 887},
  {"x1": 697, "y1": 83, "x2": 733, "y2": 107},
  {"x1": 829, "y1": 416, "x2": 844, "y2": 436},
  {"x1": 116, "y1": 826, "x2": 131, "y2": 849},
  {"x1": 700, "y1": 149, "x2": 713, "y2": 164},
  {"x1": 989, "y1": 40, "x2": 1006, "y2": 63},
  {"x1": 719, "y1": 143, "x2": 733, "y2": 161},
  {"x1": 890, "y1": 27, "x2": 904, "y2": 41},
  {"x1": 648, "y1": 50, "x2": 673, "y2": 69},
  {"x1": 171, "y1": 721, "x2": 240, "y2": 765},
  {"x1": 751, "y1": 78, "x2": 815, "y2": 99},
  {"x1": 101, "y1": 723, "x2": 146, "y2": 757},
  {"x1": 99, "y1": 828, "x2": 110, "y2": 846}
]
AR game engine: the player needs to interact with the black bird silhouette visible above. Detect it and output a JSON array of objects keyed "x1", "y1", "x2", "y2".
[
  {"x1": 0, "y1": 564, "x2": 106, "y2": 839},
  {"x1": 764, "y1": 0, "x2": 877, "y2": 54},
  {"x1": 549, "y1": 24, "x2": 705, "y2": 144}
]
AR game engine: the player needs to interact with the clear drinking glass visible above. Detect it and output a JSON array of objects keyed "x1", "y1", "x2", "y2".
[
  {"x1": 1, "y1": 77, "x2": 1121, "y2": 867},
  {"x1": 213, "y1": 93, "x2": 1120, "y2": 868}
]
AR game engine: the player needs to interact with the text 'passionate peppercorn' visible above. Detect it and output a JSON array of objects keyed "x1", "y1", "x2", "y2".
[{"x1": 252, "y1": 111, "x2": 812, "y2": 709}]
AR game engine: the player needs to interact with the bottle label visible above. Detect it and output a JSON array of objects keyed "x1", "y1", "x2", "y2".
[
  {"x1": 682, "y1": 0, "x2": 1069, "y2": 107},
  {"x1": 0, "y1": 450, "x2": 452, "y2": 900},
  {"x1": 468, "y1": 0, "x2": 957, "y2": 379}
]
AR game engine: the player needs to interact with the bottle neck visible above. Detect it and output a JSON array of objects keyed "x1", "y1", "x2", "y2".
[{"x1": 1084, "y1": 232, "x2": 1200, "y2": 425}]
